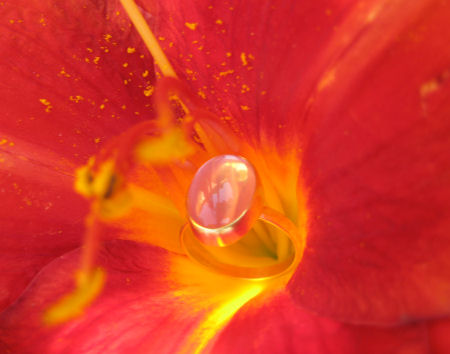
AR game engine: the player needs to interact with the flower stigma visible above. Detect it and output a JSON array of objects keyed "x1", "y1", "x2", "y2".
[{"x1": 44, "y1": 0, "x2": 307, "y2": 350}]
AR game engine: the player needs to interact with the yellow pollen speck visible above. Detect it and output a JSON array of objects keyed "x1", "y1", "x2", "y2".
[
  {"x1": 185, "y1": 22, "x2": 198, "y2": 30},
  {"x1": 142, "y1": 70, "x2": 149, "y2": 78},
  {"x1": 218, "y1": 69, "x2": 234, "y2": 77},
  {"x1": 241, "y1": 84, "x2": 250, "y2": 93},
  {"x1": 69, "y1": 95, "x2": 84, "y2": 103},
  {"x1": 240, "y1": 52, "x2": 248, "y2": 66},
  {"x1": 261, "y1": 90, "x2": 267, "y2": 95},
  {"x1": 86, "y1": 48, "x2": 93, "y2": 53},
  {"x1": 240, "y1": 105, "x2": 250, "y2": 111},
  {"x1": 121, "y1": 105, "x2": 126, "y2": 110},
  {"x1": 123, "y1": 62, "x2": 129, "y2": 67},
  {"x1": 158, "y1": 36, "x2": 165, "y2": 41},
  {"x1": 123, "y1": 79, "x2": 128, "y2": 85},
  {"x1": 104, "y1": 33, "x2": 112, "y2": 42},
  {"x1": 143, "y1": 86, "x2": 154, "y2": 96},
  {"x1": 99, "y1": 104, "x2": 105, "y2": 110},
  {"x1": 93, "y1": 57, "x2": 100, "y2": 64},
  {"x1": 226, "y1": 52, "x2": 232, "y2": 57},
  {"x1": 216, "y1": 19, "x2": 223, "y2": 25},
  {"x1": 39, "y1": 98, "x2": 53, "y2": 112},
  {"x1": 127, "y1": 47, "x2": 136, "y2": 53},
  {"x1": 39, "y1": 17, "x2": 46, "y2": 26},
  {"x1": 197, "y1": 90, "x2": 206, "y2": 99},
  {"x1": 94, "y1": 137, "x2": 101, "y2": 143},
  {"x1": 59, "y1": 68, "x2": 71, "y2": 78}
]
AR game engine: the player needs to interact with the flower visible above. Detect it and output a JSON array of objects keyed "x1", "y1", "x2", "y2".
[{"x1": 0, "y1": 0, "x2": 450, "y2": 353}]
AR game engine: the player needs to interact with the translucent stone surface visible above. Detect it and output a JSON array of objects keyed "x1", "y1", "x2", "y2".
[{"x1": 187, "y1": 155, "x2": 256, "y2": 229}]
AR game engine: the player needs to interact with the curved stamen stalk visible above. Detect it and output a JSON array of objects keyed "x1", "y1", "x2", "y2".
[
  {"x1": 44, "y1": 0, "x2": 188, "y2": 322},
  {"x1": 119, "y1": 0, "x2": 177, "y2": 78}
]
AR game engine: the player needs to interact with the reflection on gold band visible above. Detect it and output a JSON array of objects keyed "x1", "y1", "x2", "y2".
[{"x1": 180, "y1": 206, "x2": 304, "y2": 279}]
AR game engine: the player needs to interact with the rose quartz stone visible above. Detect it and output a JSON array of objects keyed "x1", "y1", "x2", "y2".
[{"x1": 187, "y1": 155, "x2": 256, "y2": 230}]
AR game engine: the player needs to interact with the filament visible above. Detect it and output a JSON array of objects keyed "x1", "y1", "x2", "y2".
[{"x1": 120, "y1": 0, "x2": 177, "y2": 78}]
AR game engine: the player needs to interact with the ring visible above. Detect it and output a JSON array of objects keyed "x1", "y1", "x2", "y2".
[{"x1": 180, "y1": 155, "x2": 302, "y2": 279}]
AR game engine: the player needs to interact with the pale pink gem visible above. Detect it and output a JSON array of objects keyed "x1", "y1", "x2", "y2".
[{"x1": 187, "y1": 155, "x2": 256, "y2": 229}]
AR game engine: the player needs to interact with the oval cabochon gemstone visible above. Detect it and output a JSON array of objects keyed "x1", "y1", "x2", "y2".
[{"x1": 187, "y1": 155, "x2": 256, "y2": 229}]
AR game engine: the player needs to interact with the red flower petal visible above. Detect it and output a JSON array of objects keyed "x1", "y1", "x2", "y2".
[
  {"x1": 145, "y1": 0, "x2": 356, "y2": 147},
  {"x1": 0, "y1": 140, "x2": 86, "y2": 311},
  {"x1": 0, "y1": 239, "x2": 263, "y2": 353},
  {"x1": 288, "y1": 1, "x2": 450, "y2": 324},
  {"x1": 0, "y1": 241, "x2": 189, "y2": 352},
  {"x1": 0, "y1": 0, "x2": 157, "y2": 310},
  {"x1": 0, "y1": 0, "x2": 157, "y2": 162},
  {"x1": 428, "y1": 319, "x2": 450, "y2": 354},
  {"x1": 212, "y1": 292, "x2": 430, "y2": 354}
]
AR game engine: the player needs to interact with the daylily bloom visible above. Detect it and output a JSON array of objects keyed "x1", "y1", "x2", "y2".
[{"x1": 1, "y1": 0, "x2": 450, "y2": 352}]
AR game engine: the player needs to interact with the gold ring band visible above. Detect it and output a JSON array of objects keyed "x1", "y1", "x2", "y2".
[{"x1": 180, "y1": 206, "x2": 303, "y2": 279}]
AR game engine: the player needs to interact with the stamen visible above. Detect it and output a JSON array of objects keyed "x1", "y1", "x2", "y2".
[
  {"x1": 135, "y1": 127, "x2": 195, "y2": 163},
  {"x1": 119, "y1": 0, "x2": 177, "y2": 78},
  {"x1": 80, "y1": 211, "x2": 102, "y2": 276},
  {"x1": 44, "y1": 211, "x2": 105, "y2": 326},
  {"x1": 43, "y1": 267, "x2": 105, "y2": 326}
]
